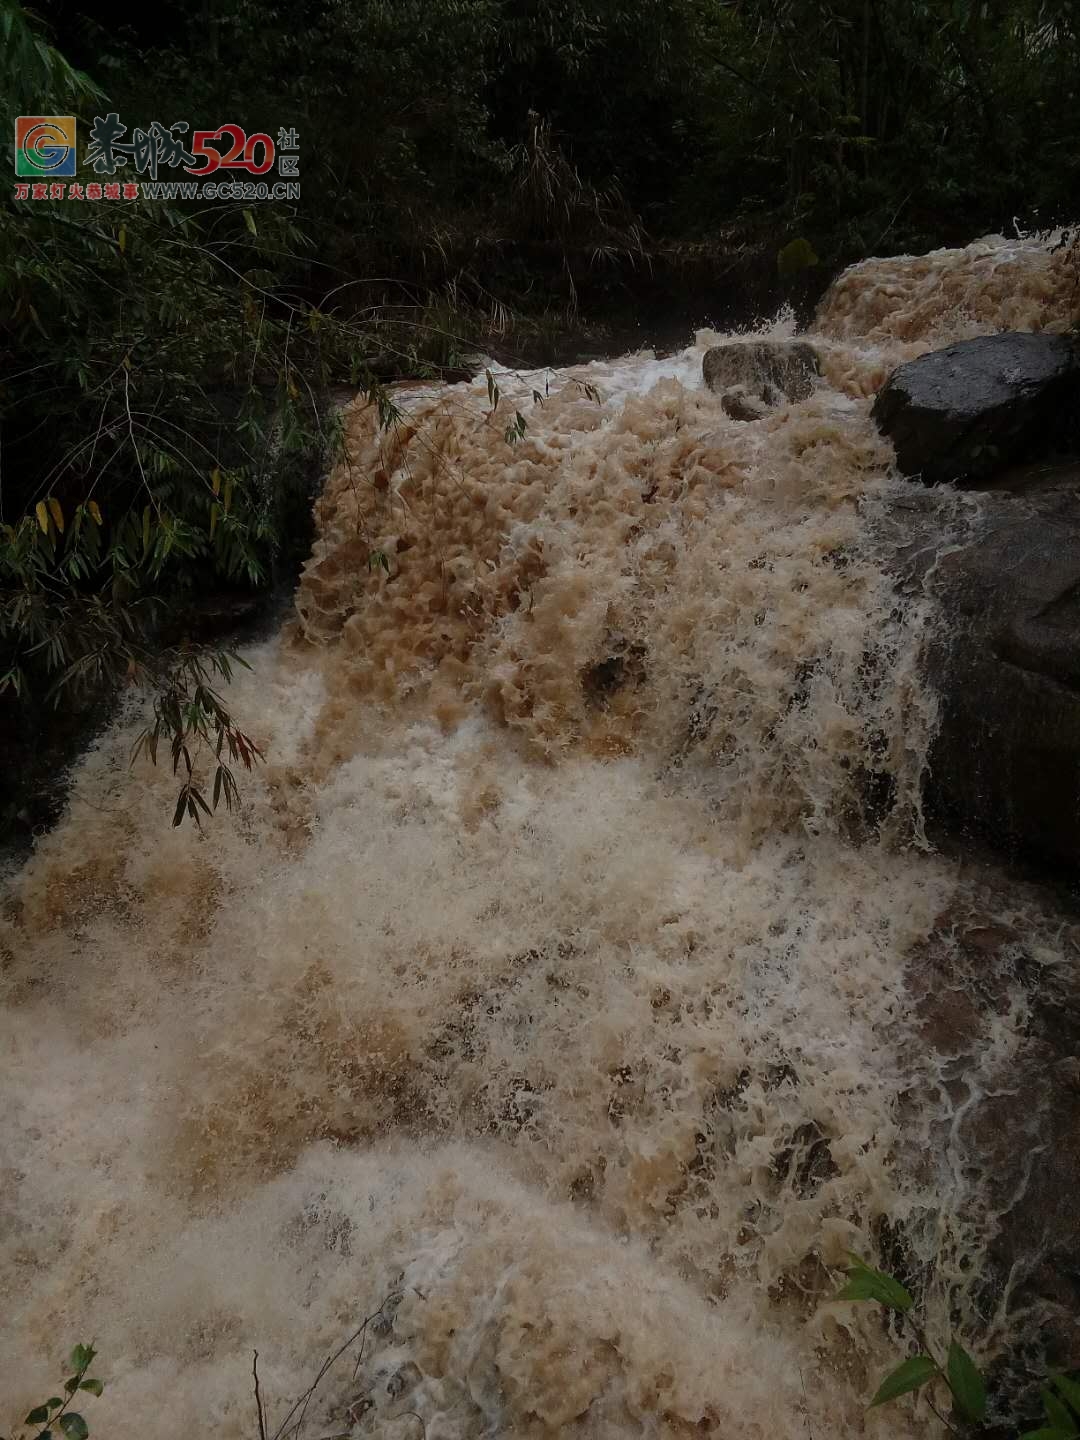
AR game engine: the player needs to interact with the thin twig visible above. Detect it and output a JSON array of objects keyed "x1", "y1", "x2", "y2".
[
  {"x1": 798, "y1": 1366, "x2": 815, "y2": 1440},
  {"x1": 122, "y1": 363, "x2": 161, "y2": 518},
  {"x1": 254, "y1": 1350, "x2": 268, "y2": 1440},
  {"x1": 264, "y1": 1293, "x2": 403, "y2": 1440}
]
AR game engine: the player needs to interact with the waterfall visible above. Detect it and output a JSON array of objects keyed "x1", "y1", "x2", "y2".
[{"x1": 1, "y1": 233, "x2": 1076, "y2": 1440}]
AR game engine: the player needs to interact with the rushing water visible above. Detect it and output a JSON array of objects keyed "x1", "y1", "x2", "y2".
[{"x1": 1, "y1": 235, "x2": 1077, "y2": 1440}]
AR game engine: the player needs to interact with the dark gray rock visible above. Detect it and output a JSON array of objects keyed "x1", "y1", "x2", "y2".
[
  {"x1": 883, "y1": 460, "x2": 1080, "y2": 868},
  {"x1": 908, "y1": 903, "x2": 1080, "y2": 1385},
  {"x1": 873, "y1": 332, "x2": 1080, "y2": 487},
  {"x1": 703, "y1": 339, "x2": 821, "y2": 406},
  {"x1": 720, "y1": 385, "x2": 770, "y2": 423}
]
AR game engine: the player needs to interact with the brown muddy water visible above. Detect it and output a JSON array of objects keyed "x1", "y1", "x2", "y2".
[{"x1": 1, "y1": 233, "x2": 1077, "y2": 1440}]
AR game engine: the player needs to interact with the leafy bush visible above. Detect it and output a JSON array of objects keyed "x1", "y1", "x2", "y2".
[
  {"x1": 2, "y1": 1343, "x2": 105, "y2": 1440},
  {"x1": 837, "y1": 1254, "x2": 987, "y2": 1426},
  {"x1": 835, "y1": 1253, "x2": 1080, "y2": 1438}
]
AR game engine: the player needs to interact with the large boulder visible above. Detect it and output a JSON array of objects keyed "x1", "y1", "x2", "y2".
[
  {"x1": 703, "y1": 339, "x2": 820, "y2": 415},
  {"x1": 926, "y1": 462, "x2": 1080, "y2": 867},
  {"x1": 908, "y1": 903, "x2": 1080, "y2": 1384},
  {"x1": 883, "y1": 460, "x2": 1080, "y2": 868},
  {"x1": 873, "y1": 332, "x2": 1080, "y2": 486}
]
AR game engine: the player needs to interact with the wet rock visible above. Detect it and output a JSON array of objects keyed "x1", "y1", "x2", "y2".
[
  {"x1": 581, "y1": 641, "x2": 646, "y2": 706},
  {"x1": 874, "y1": 459, "x2": 1080, "y2": 869},
  {"x1": 720, "y1": 385, "x2": 770, "y2": 423},
  {"x1": 872, "y1": 332, "x2": 1080, "y2": 487},
  {"x1": 703, "y1": 339, "x2": 821, "y2": 407},
  {"x1": 921, "y1": 460, "x2": 1080, "y2": 868},
  {"x1": 909, "y1": 906, "x2": 1080, "y2": 1386},
  {"x1": 163, "y1": 591, "x2": 266, "y2": 643}
]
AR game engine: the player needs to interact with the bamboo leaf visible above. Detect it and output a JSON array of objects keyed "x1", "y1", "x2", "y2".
[
  {"x1": 1054, "y1": 1378, "x2": 1080, "y2": 1416},
  {"x1": 36, "y1": 501, "x2": 50, "y2": 534},
  {"x1": 837, "y1": 1255, "x2": 914, "y2": 1312},
  {"x1": 947, "y1": 1342, "x2": 986, "y2": 1423},
  {"x1": 48, "y1": 498, "x2": 64, "y2": 533},
  {"x1": 1042, "y1": 1391, "x2": 1076, "y2": 1432},
  {"x1": 869, "y1": 1356, "x2": 939, "y2": 1408}
]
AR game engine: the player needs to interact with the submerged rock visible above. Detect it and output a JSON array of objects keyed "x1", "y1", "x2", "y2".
[
  {"x1": 720, "y1": 385, "x2": 771, "y2": 423},
  {"x1": 872, "y1": 332, "x2": 1080, "y2": 486},
  {"x1": 908, "y1": 901, "x2": 1080, "y2": 1385},
  {"x1": 703, "y1": 338, "x2": 821, "y2": 413}
]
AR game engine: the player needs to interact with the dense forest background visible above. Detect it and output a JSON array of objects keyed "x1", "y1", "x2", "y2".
[{"x1": 3, "y1": 0, "x2": 1080, "y2": 833}]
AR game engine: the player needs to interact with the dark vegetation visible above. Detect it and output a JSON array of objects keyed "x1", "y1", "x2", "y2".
[{"x1": 2, "y1": 0, "x2": 1080, "y2": 836}]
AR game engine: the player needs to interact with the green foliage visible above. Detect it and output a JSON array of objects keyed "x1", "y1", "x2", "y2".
[
  {"x1": 0, "y1": 0, "x2": 104, "y2": 128},
  {"x1": 4, "y1": 0, "x2": 1080, "y2": 836},
  {"x1": 1024, "y1": 1376, "x2": 1080, "y2": 1440},
  {"x1": 831, "y1": 1255, "x2": 1080, "y2": 1434},
  {"x1": 835, "y1": 1255, "x2": 987, "y2": 1427},
  {"x1": 777, "y1": 238, "x2": 820, "y2": 279},
  {"x1": 677, "y1": 0, "x2": 1080, "y2": 255},
  {"x1": 869, "y1": 1355, "x2": 941, "y2": 1407},
  {"x1": 1, "y1": 3, "x2": 502, "y2": 827},
  {"x1": 130, "y1": 648, "x2": 264, "y2": 827},
  {"x1": 2, "y1": 1343, "x2": 104, "y2": 1440},
  {"x1": 949, "y1": 1339, "x2": 989, "y2": 1425},
  {"x1": 836, "y1": 1252, "x2": 914, "y2": 1311}
]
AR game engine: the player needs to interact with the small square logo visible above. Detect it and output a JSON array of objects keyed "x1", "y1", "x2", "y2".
[{"x1": 16, "y1": 116, "x2": 77, "y2": 177}]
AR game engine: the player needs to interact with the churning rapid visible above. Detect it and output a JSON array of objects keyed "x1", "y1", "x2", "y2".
[{"x1": 2, "y1": 235, "x2": 1077, "y2": 1440}]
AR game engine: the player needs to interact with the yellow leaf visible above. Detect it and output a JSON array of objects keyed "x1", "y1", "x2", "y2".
[
  {"x1": 87, "y1": 500, "x2": 103, "y2": 526},
  {"x1": 211, "y1": 467, "x2": 222, "y2": 496},
  {"x1": 48, "y1": 497, "x2": 64, "y2": 533},
  {"x1": 35, "y1": 501, "x2": 49, "y2": 534},
  {"x1": 223, "y1": 477, "x2": 233, "y2": 515},
  {"x1": 243, "y1": 208, "x2": 257, "y2": 237}
]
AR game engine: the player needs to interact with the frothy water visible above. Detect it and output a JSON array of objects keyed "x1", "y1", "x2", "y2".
[{"x1": 2, "y1": 234, "x2": 1077, "y2": 1439}]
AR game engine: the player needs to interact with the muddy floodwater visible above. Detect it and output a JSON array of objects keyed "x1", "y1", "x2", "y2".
[{"x1": 2, "y1": 233, "x2": 1078, "y2": 1440}]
